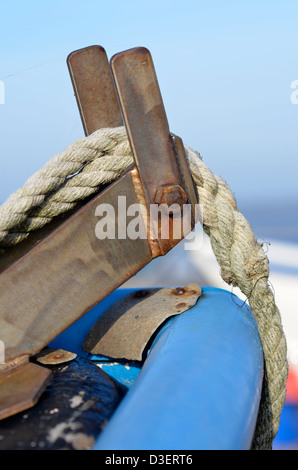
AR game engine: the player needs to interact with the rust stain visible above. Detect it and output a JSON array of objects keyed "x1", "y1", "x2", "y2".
[
  {"x1": 175, "y1": 302, "x2": 187, "y2": 310},
  {"x1": 170, "y1": 286, "x2": 201, "y2": 297},
  {"x1": 37, "y1": 349, "x2": 77, "y2": 365}
]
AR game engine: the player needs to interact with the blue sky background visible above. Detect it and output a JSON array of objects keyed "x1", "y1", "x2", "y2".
[{"x1": 0, "y1": 1, "x2": 297, "y2": 229}]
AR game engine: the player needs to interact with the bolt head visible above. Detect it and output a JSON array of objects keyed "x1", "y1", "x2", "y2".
[{"x1": 154, "y1": 185, "x2": 187, "y2": 211}]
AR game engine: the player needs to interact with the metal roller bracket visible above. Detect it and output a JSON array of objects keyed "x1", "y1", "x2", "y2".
[{"x1": 0, "y1": 45, "x2": 199, "y2": 419}]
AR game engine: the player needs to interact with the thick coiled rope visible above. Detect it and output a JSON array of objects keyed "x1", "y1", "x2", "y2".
[{"x1": 0, "y1": 126, "x2": 288, "y2": 449}]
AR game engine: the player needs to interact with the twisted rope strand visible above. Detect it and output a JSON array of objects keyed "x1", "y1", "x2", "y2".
[
  {"x1": 0, "y1": 128, "x2": 132, "y2": 245},
  {"x1": 186, "y1": 146, "x2": 288, "y2": 449},
  {"x1": 0, "y1": 126, "x2": 288, "y2": 449}
]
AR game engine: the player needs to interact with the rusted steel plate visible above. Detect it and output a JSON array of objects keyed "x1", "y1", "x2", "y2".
[
  {"x1": 0, "y1": 204, "x2": 86, "y2": 274},
  {"x1": 110, "y1": 48, "x2": 196, "y2": 255},
  {"x1": 36, "y1": 348, "x2": 77, "y2": 366},
  {"x1": 83, "y1": 283, "x2": 202, "y2": 361},
  {"x1": 111, "y1": 47, "x2": 185, "y2": 203},
  {"x1": 0, "y1": 171, "x2": 152, "y2": 364},
  {"x1": 0, "y1": 362, "x2": 52, "y2": 421},
  {"x1": 111, "y1": 47, "x2": 183, "y2": 204},
  {"x1": 67, "y1": 45, "x2": 123, "y2": 134}
]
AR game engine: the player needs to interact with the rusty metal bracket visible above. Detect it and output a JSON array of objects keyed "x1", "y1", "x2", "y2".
[
  {"x1": 83, "y1": 283, "x2": 202, "y2": 362},
  {"x1": 0, "y1": 45, "x2": 199, "y2": 419},
  {"x1": 0, "y1": 362, "x2": 52, "y2": 421}
]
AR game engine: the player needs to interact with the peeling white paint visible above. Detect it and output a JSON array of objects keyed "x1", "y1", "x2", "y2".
[
  {"x1": 47, "y1": 422, "x2": 81, "y2": 444},
  {"x1": 70, "y1": 395, "x2": 84, "y2": 409}
]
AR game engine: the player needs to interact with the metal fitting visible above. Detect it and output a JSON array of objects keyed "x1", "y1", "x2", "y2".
[{"x1": 154, "y1": 184, "x2": 188, "y2": 211}]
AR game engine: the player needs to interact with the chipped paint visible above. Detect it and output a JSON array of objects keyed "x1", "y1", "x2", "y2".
[{"x1": 70, "y1": 395, "x2": 84, "y2": 409}]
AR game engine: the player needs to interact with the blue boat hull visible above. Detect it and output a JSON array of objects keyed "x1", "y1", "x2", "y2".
[{"x1": 49, "y1": 286, "x2": 263, "y2": 450}]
